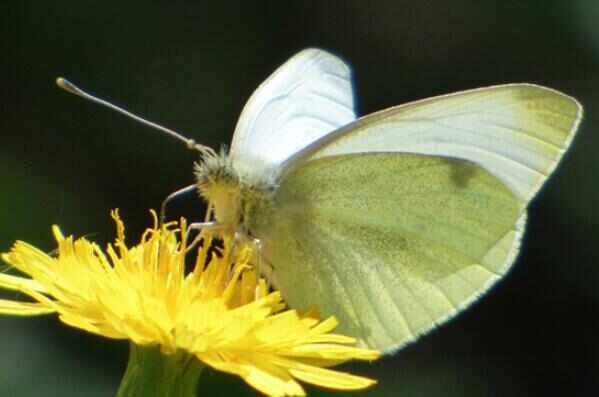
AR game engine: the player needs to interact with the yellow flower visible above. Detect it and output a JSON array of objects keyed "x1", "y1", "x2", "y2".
[{"x1": 0, "y1": 210, "x2": 379, "y2": 396}]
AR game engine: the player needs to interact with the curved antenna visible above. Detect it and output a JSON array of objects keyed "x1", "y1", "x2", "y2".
[{"x1": 56, "y1": 77, "x2": 216, "y2": 157}]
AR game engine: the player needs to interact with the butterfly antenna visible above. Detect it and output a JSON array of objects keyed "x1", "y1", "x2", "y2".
[{"x1": 56, "y1": 77, "x2": 216, "y2": 157}]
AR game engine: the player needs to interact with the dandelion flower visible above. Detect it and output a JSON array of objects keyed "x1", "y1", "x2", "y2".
[{"x1": 0, "y1": 210, "x2": 379, "y2": 396}]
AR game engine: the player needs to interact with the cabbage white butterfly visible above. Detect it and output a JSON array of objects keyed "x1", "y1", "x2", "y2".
[{"x1": 58, "y1": 48, "x2": 582, "y2": 353}]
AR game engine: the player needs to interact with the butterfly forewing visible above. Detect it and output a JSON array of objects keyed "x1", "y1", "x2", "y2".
[
  {"x1": 229, "y1": 48, "x2": 356, "y2": 183},
  {"x1": 283, "y1": 84, "x2": 582, "y2": 202}
]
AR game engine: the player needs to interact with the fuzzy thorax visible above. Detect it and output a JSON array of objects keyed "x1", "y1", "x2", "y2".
[{"x1": 194, "y1": 149, "x2": 272, "y2": 230}]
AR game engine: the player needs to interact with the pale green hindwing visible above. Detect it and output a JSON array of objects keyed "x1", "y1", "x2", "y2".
[{"x1": 251, "y1": 153, "x2": 522, "y2": 351}]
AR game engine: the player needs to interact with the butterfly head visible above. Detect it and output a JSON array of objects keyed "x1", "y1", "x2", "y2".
[{"x1": 193, "y1": 148, "x2": 244, "y2": 229}]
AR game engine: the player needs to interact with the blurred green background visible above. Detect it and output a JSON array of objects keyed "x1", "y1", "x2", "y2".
[{"x1": 1, "y1": 1, "x2": 598, "y2": 396}]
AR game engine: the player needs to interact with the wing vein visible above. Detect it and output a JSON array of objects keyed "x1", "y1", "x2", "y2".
[{"x1": 371, "y1": 257, "x2": 417, "y2": 339}]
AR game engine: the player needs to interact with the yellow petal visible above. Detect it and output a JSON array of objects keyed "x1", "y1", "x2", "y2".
[{"x1": 0, "y1": 299, "x2": 54, "y2": 315}]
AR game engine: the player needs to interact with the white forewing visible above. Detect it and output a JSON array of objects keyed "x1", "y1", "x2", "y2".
[
  {"x1": 285, "y1": 84, "x2": 581, "y2": 202},
  {"x1": 229, "y1": 48, "x2": 356, "y2": 182}
]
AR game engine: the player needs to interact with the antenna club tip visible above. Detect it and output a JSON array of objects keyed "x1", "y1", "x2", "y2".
[{"x1": 56, "y1": 78, "x2": 80, "y2": 96}]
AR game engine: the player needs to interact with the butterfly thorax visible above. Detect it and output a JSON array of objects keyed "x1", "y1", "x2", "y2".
[{"x1": 194, "y1": 149, "x2": 274, "y2": 233}]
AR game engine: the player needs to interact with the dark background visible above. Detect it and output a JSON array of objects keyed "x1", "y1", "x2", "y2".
[{"x1": 1, "y1": 1, "x2": 598, "y2": 396}]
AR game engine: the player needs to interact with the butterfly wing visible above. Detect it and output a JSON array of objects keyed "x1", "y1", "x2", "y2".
[
  {"x1": 283, "y1": 84, "x2": 582, "y2": 202},
  {"x1": 253, "y1": 153, "x2": 523, "y2": 351},
  {"x1": 250, "y1": 85, "x2": 581, "y2": 352},
  {"x1": 229, "y1": 48, "x2": 355, "y2": 182}
]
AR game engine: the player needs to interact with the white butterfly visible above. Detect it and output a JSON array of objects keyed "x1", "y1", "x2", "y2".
[
  {"x1": 197, "y1": 49, "x2": 582, "y2": 352},
  {"x1": 59, "y1": 49, "x2": 583, "y2": 353}
]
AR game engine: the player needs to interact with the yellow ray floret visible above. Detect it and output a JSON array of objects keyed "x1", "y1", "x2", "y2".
[{"x1": 0, "y1": 210, "x2": 379, "y2": 396}]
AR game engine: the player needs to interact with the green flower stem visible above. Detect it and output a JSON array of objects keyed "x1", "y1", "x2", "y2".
[{"x1": 116, "y1": 343, "x2": 205, "y2": 397}]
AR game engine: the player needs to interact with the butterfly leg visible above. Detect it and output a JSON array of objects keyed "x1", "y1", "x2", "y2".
[
  {"x1": 251, "y1": 237, "x2": 269, "y2": 299},
  {"x1": 250, "y1": 237, "x2": 277, "y2": 298},
  {"x1": 252, "y1": 237, "x2": 263, "y2": 277},
  {"x1": 229, "y1": 230, "x2": 263, "y2": 275},
  {"x1": 184, "y1": 221, "x2": 226, "y2": 252},
  {"x1": 223, "y1": 229, "x2": 249, "y2": 280},
  {"x1": 160, "y1": 184, "x2": 198, "y2": 224}
]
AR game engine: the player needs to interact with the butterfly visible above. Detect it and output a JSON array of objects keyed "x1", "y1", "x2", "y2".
[{"x1": 59, "y1": 48, "x2": 583, "y2": 353}]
